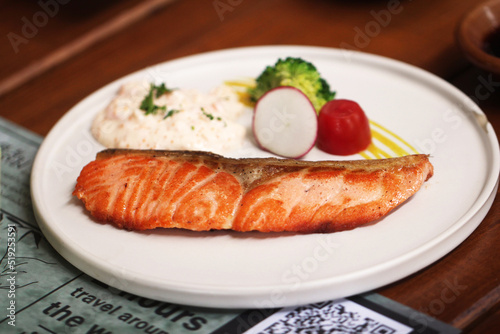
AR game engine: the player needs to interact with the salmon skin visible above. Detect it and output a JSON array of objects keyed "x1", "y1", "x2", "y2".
[{"x1": 73, "y1": 149, "x2": 433, "y2": 233}]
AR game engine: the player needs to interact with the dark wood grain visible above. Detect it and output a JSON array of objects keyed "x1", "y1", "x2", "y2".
[
  {"x1": 1, "y1": 0, "x2": 140, "y2": 79},
  {"x1": 0, "y1": 0, "x2": 498, "y2": 331},
  {"x1": 0, "y1": 0, "x2": 176, "y2": 96}
]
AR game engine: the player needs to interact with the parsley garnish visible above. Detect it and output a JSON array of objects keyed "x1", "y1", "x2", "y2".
[
  {"x1": 201, "y1": 107, "x2": 222, "y2": 121},
  {"x1": 155, "y1": 83, "x2": 172, "y2": 97},
  {"x1": 140, "y1": 83, "x2": 173, "y2": 115},
  {"x1": 202, "y1": 110, "x2": 214, "y2": 120},
  {"x1": 163, "y1": 109, "x2": 180, "y2": 119}
]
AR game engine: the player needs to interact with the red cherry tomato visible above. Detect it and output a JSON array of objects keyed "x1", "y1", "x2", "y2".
[{"x1": 317, "y1": 99, "x2": 371, "y2": 155}]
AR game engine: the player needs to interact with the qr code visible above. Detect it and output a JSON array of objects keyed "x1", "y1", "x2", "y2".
[{"x1": 259, "y1": 301, "x2": 397, "y2": 334}]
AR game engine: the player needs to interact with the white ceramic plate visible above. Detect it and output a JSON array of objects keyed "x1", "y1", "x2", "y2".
[{"x1": 31, "y1": 46, "x2": 499, "y2": 309}]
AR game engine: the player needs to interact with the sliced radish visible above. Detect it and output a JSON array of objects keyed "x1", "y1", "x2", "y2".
[{"x1": 252, "y1": 86, "x2": 318, "y2": 158}]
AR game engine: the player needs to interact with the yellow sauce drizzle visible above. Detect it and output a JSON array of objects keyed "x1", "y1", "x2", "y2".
[
  {"x1": 225, "y1": 79, "x2": 255, "y2": 88},
  {"x1": 225, "y1": 79, "x2": 256, "y2": 107},
  {"x1": 370, "y1": 129, "x2": 410, "y2": 157},
  {"x1": 360, "y1": 142, "x2": 391, "y2": 159},
  {"x1": 371, "y1": 120, "x2": 419, "y2": 154},
  {"x1": 361, "y1": 120, "x2": 419, "y2": 159},
  {"x1": 225, "y1": 80, "x2": 418, "y2": 160}
]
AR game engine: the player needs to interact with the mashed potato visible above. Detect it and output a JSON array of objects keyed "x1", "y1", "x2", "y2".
[{"x1": 91, "y1": 81, "x2": 246, "y2": 154}]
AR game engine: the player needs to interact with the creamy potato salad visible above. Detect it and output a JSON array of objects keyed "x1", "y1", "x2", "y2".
[{"x1": 91, "y1": 81, "x2": 246, "y2": 154}]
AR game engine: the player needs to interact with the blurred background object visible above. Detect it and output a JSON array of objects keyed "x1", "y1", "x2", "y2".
[
  {"x1": 0, "y1": 0, "x2": 176, "y2": 97},
  {"x1": 457, "y1": 0, "x2": 500, "y2": 75}
]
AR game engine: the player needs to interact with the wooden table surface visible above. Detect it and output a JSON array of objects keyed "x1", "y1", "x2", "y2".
[{"x1": 1, "y1": 0, "x2": 499, "y2": 332}]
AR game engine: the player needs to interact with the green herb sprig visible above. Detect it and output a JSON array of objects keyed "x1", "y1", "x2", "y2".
[
  {"x1": 140, "y1": 83, "x2": 174, "y2": 115},
  {"x1": 163, "y1": 109, "x2": 180, "y2": 119},
  {"x1": 201, "y1": 107, "x2": 222, "y2": 121}
]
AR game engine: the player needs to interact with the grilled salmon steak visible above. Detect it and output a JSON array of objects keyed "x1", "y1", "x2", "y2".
[{"x1": 73, "y1": 149, "x2": 433, "y2": 233}]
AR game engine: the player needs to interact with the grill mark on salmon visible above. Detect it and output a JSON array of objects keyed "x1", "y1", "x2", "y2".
[
  {"x1": 124, "y1": 160, "x2": 150, "y2": 223},
  {"x1": 134, "y1": 159, "x2": 174, "y2": 225},
  {"x1": 73, "y1": 149, "x2": 433, "y2": 233},
  {"x1": 147, "y1": 160, "x2": 184, "y2": 229}
]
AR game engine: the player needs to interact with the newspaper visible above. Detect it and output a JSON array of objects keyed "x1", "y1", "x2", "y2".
[{"x1": 0, "y1": 117, "x2": 459, "y2": 333}]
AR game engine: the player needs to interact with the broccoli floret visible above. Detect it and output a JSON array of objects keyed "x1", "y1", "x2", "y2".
[{"x1": 248, "y1": 57, "x2": 336, "y2": 112}]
